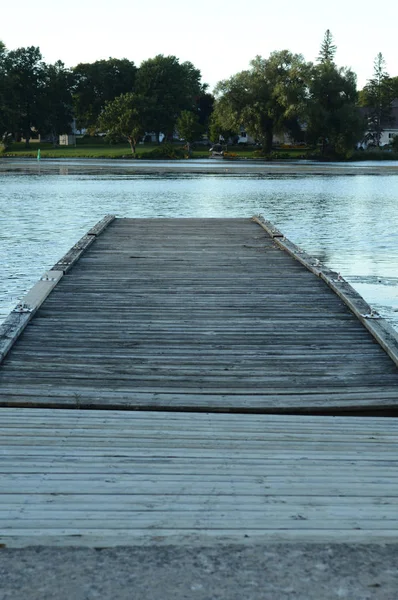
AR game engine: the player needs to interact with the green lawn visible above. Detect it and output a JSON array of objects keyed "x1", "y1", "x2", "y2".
[
  {"x1": 2, "y1": 141, "x2": 158, "y2": 159},
  {"x1": 3, "y1": 140, "x2": 398, "y2": 161},
  {"x1": 2, "y1": 140, "x2": 312, "y2": 160}
]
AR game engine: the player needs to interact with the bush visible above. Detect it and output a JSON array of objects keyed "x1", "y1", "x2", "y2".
[
  {"x1": 144, "y1": 143, "x2": 185, "y2": 160},
  {"x1": 349, "y1": 150, "x2": 398, "y2": 161}
]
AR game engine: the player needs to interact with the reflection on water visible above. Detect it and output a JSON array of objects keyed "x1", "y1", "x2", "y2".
[{"x1": 1, "y1": 166, "x2": 398, "y2": 330}]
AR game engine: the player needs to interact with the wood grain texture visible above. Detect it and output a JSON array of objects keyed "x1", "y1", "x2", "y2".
[
  {"x1": 1, "y1": 408, "x2": 398, "y2": 547},
  {"x1": 0, "y1": 270, "x2": 63, "y2": 365},
  {"x1": 0, "y1": 217, "x2": 397, "y2": 411},
  {"x1": 252, "y1": 215, "x2": 398, "y2": 367}
]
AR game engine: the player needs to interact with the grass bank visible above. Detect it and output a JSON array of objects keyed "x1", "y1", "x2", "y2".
[
  {"x1": 2, "y1": 139, "x2": 398, "y2": 161},
  {"x1": 2, "y1": 139, "x2": 311, "y2": 160}
]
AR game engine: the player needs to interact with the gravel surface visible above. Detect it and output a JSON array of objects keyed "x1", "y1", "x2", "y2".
[{"x1": 1, "y1": 543, "x2": 397, "y2": 600}]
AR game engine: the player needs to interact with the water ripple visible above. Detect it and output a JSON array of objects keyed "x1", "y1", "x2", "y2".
[{"x1": 1, "y1": 167, "x2": 398, "y2": 332}]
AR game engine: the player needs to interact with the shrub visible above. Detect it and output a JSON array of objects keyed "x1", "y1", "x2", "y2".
[
  {"x1": 349, "y1": 150, "x2": 398, "y2": 161},
  {"x1": 144, "y1": 143, "x2": 185, "y2": 160}
]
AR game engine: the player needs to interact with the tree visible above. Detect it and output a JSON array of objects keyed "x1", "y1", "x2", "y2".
[
  {"x1": 208, "y1": 112, "x2": 237, "y2": 145},
  {"x1": 98, "y1": 92, "x2": 149, "y2": 156},
  {"x1": 305, "y1": 35, "x2": 364, "y2": 157},
  {"x1": 214, "y1": 50, "x2": 310, "y2": 153},
  {"x1": 41, "y1": 61, "x2": 74, "y2": 146},
  {"x1": 136, "y1": 55, "x2": 202, "y2": 142},
  {"x1": 390, "y1": 76, "x2": 398, "y2": 99},
  {"x1": 0, "y1": 41, "x2": 10, "y2": 145},
  {"x1": 73, "y1": 58, "x2": 137, "y2": 131},
  {"x1": 318, "y1": 29, "x2": 337, "y2": 64},
  {"x1": 176, "y1": 110, "x2": 203, "y2": 155},
  {"x1": 3, "y1": 46, "x2": 46, "y2": 146},
  {"x1": 196, "y1": 90, "x2": 214, "y2": 134},
  {"x1": 361, "y1": 53, "x2": 394, "y2": 146},
  {"x1": 392, "y1": 135, "x2": 398, "y2": 152}
]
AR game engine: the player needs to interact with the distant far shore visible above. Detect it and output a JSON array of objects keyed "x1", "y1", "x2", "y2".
[{"x1": 2, "y1": 140, "x2": 398, "y2": 164}]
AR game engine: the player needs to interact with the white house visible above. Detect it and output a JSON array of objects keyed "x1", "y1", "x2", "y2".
[{"x1": 360, "y1": 99, "x2": 398, "y2": 147}]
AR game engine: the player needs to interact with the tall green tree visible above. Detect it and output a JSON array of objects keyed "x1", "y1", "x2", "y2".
[
  {"x1": 41, "y1": 61, "x2": 74, "y2": 145},
  {"x1": 318, "y1": 29, "x2": 337, "y2": 64},
  {"x1": 0, "y1": 41, "x2": 9, "y2": 145},
  {"x1": 196, "y1": 90, "x2": 214, "y2": 131},
  {"x1": 73, "y1": 58, "x2": 137, "y2": 131},
  {"x1": 176, "y1": 110, "x2": 203, "y2": 154},
  {"x1": 361, "y1": 53, "x2": 394, "y2": 146},
  {"x1": 305, "y1": 32, "x2": 364, "y2": 157},
  {"x1": 4, "y1": 46, "x2": 46, "y2": 146},
  {"x1": 98, "y1": 92, "x2": 149, "y2": 156},
  {"x1": 390, "y1": 76, "x2": 398, "y2": 99},
  {"x1": 214, "y1": 50, "x2": 310, "y2": 153},
  {"x1": 135, "y1": 55, "x2": 202, "y2": 142}
]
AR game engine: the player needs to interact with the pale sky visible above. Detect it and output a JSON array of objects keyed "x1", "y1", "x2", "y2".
[{"x1": 2, "y1": 0, "x2": 397, "y2": 90}]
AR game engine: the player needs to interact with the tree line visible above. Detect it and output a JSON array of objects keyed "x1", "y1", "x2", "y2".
[
  {"x1": 1, "y1": 31, "x2": 397, "y2": 157},
  {"x1": 0, "y1": 44, "x2": 213, "y2": 151},
  {"x1": 213, "y1": 31, "x2": 398, "y2": 157}
]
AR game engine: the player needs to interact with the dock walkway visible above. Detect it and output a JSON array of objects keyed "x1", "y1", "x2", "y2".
[
  {"x1": 1, "y1": 217, "x2": 398, "y2": 549},
  {"x1": 1, "y1": 217, "x2": 398, "y2": 411}
]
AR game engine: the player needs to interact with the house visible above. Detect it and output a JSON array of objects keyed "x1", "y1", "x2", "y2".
[{"x1": 360, "y1": 99, "x2": 398, "y2": 147}]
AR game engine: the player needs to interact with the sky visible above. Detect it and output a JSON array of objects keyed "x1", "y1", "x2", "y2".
[{"x1": 2, "y1": 0, "x2": 397, "y2": 91}]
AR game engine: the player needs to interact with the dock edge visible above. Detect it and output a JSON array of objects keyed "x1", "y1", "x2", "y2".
[
  {"x1": 251, "y1": 215, "x2": 398, "y2": 369},
  {"x1": 0, "y1": 214, "x2": 115, "y2": 365}
]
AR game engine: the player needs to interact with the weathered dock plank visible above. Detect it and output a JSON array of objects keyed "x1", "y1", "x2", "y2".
[
  {"x1": 1, "y1": 408, "x2": 398, "y2": 547},
  {"x1": 0, "y1": 217, "x2": 397, "y2": 411}
]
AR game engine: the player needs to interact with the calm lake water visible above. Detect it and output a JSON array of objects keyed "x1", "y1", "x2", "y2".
[{"x1": 1, "y1": 159, "x2": 398, "y2": 331}]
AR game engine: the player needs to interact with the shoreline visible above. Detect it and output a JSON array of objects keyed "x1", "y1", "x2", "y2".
[{"x1": 1, "y1": 157, "x2": 398, "y2": 176}]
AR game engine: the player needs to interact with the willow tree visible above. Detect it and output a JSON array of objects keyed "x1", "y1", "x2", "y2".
[{"x1": 213, "y1": 50, "x2": 310, "y2": 153}]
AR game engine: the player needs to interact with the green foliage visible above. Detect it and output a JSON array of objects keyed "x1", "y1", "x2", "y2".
[
  {"x1": 214, "y1": 50, "x2": 310, "y2": 153},
  {"x1": 98, "y1": 92, "x2": 149, "y2": 155},
  {"x1": 144, "y1": 142, "x2": 185, "y2": 159},
  {"x1": 176, "y1": 110, "x2": 203, "y2": 155},
  {"x1": 40, "y1": 61, "x2": 74, "y2": 144},
  {"x1": 0, "y1": 44, "x2": 75, "y2": 146},
  {"x1": 390, "y1": 76, "x2": 398, "y2": 99},
  {"x1": 306, "y1": 53, "x2": 364, "y2": 158},
  {"x1": 73, "y1": 58, "x2": 137, "y2": 131},
  {"x1": 3, "y1": 46, "x2": 46, "y2": 145},
  {"x1": 361, "y1": 53, "x2": 394, "y2": 147},
  {"x1": 136, "y1": 55, "x2": 202, "y2": 140},
  {"x1": 196, "y1": 92, "x2": 214, "y2": 129},
  {"x1": 208, "y1": 112, "x2": 236, "y2": 144},
  {"x1": 0, "y1": 42, "x2": 8, "y2": 138},
  {"x1": 318, "y1": 30, "x2": 337, "y2": 64},
  {"x1": 350, "y1": 148, "x2": 398, "y2": 161},
  {"x1": 391, "y1": 135, "x2": 398, "y2": 152}
]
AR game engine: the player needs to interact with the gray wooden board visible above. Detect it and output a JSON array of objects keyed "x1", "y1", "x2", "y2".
[
  {"x1": 0, "y1": 218, "x2": 398, "y2": 411},
  {"x1": 1, "y1": 408, "x2": 398, "y2": 546}
]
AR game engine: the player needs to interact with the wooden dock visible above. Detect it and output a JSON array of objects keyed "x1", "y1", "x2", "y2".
[
  {"x1": 1, "y1": 216, "x2": 398, "y2": 547},
  {"x1": 1, "y1": 217, "x2": 398, "y2": 412},
  {"x1": 2, "y1": 408, "x2": 398, "y2": 546}
]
